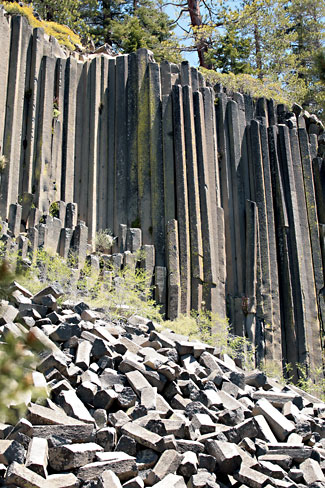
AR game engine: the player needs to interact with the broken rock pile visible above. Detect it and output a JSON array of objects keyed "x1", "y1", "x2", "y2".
[{"x1": 0, "y1": 282, "x2": 325, "y2": 487}]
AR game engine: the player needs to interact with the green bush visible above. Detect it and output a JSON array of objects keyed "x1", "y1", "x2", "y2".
[
  {"x1": 162, "y1": 309, "x2": 255, "y2": 369},
  {"x1": 89, "y1": 264, "x2": 162, "y2": 323},
  {"x1": 95, "y1": 229, "x2": 115, "y2": 254},
  {"x1": 0, "y1": 259, "x2": 45, "y2": 422},
  {"x1": 3, "y1": 2, "x2": 81, "y2": 50},
  {"x1": 200, "y1": 68, "x2": 292, "y2": 106}
]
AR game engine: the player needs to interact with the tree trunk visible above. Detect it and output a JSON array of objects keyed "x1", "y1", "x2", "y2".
[
  {"x1": 254, "y1": 23, "x2": 263, "y2": 79},
  {"x1": 187, "y1": 0, "x2": 210, "y2": 68}
]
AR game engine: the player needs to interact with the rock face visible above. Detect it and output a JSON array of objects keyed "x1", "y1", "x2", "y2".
[
  {"x1": 0, "y1": 288, "x2": 325, "y2": 487},
  {"x1": 0, "y1": 8, "x2": 325, "y2": 373}
]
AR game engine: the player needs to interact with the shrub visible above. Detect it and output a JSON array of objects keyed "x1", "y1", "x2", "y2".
[
  {"x1": 89, "y1": 264, "x2": 162, "y2": 323},
  {"x1": 162, "y1": 309, "x2": 255, "y2": 369},
  {"x1": 0, "y1": 155, "x2": 7, "y2": 172},
  {"x1": 3, "y1": 2, "x2": 81, "y2": 51},
  {"x1": 0, "y1": 259, "x2": 45, "y2": 422},
  {"x1": 200, "y1": 68, "x2": 292, "y2": 106},
  {"x1": 95, "y1": 229, "x2": 115, "y2": 253}
]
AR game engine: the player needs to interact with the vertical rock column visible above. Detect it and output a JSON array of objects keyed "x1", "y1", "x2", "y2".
[
  {"x1": 74, "y1": 61, "x2": 89, "y2": 222},
  {"x1": 166, "y1": 219, "x2": 181, "y2": 319},
  {"x1": 127, "y1": 52, "x2": 139, "y2": 229},
  {"x1": 172, "y1": 85, "x2": 191, "y2": 314},
  {"x1": 193, "y1": 90, "x2": 218, "y2": 312},
  {"x1": 268, "y1": 126, "x2": 297, "y2": 372},
  {"x1": 137, "y1": 49, "x2": 152, "y2": 244},
  {"x1": 245, "y1": 200, "x2": 258, "y2": 347},
  {"x1": 226, "y1": 99, "x2": 246, "y2": 336},
  {"x1": 61, "y1": 57, "x2": 78, "y2": 204},
  {"x1": 182, "y1": 85, "x2": 204, "y2": 311},
  {"x1": 299, "y1": 129, "x2": 324, "y2": 298},
  {"x1": 87, "y1": 56, "x2": 101, "y2": 245},
  {"x1": 50, "y1": 58, "x2": 66, "y2": 203},
  {"x1": 1, "y1": 16, "x2": 32, "y2": 218},
  {"x1": 250, "y1": 119, "x2": 279, "y2": 364},
  {"x1": 96, "y1": 56, "x2": 109, "y2": 231},
  {"x1": 33, "y1": 55, "x2": 56, "y2": 214},
  {"x1": 161, "y1": 61, "x2": 175, "y2": 226},
  {"x1": 0, "y1": 8, "x2": 10, "y2": 162},
  {"x1": 216, "y1": 94, "x2": 237, "y2": 323},
  {"x1": 106, "y1": 58, "x2": 116, "y2": 232},
  {"x1": 202, "y1": 87, "x2": 225, "y2": 316},
  {"x1": 148, "y1": 62, "x2": 165, "y2": 266},
  {"x1": 114, "y1": 55, "x2": 128, "y2": 238},
  {"x1": 20, "y1": 27, "x2": 43, "y2": 196},
  {"x1": 278, "y1": 125, "x2": 322, "y2": 375},
  {"x1": 259, "y1": 120, "x2": 281, "y2": 364}
]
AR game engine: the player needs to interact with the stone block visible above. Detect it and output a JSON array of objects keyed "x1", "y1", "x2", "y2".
[
  {"x1": 57, "y1": 390, "x2": 96, "y2": 424},
  {"x1": 8, "y1": 203, "x2": 22, "y2": 237},
  {"x1": 234, "y1": 464, "x2": 270, "y2": 488},
  {"x1": 206, "y1": 439, "x2": 242, "y2": 474},
  {"x1": 253, "y1": 399, "x2": 295, "y2": 441},
  {"x1": 300, "y1": 458, "x2": 325, "y2": 484},
  {"x1": 5, "y1": 461, "x2": 46, "y2": 488},
  {"x1": 0, "y1": 439, "x2": 25, "y2": 465},
  {"x1": 126, "y1": 228, "x2": 142, "y2": 253},
  {"x1": 178, "y1": 451, "x2": 198, "y2": 477},
  {"x1": 153, "y1": 473, "x2": 187, "y2": 488},
  {"x1": 49, "y1": 442, "x2": 103, "y2": 471},
  {"x1": 147, "y1": 449, "x2": 182, "y2": 484},
  {"x1": 98, "y1": 470, "x2": 123, "y2": 488},
  {"x1": 79, "y1": 451, "x2": 137, "y2": 481},
  {"x1": 121, "y1": 422, "x2": 164, "y2": 452},
  {"x1": 25, "y1": 437, "x2": 48, "y2": 477}
]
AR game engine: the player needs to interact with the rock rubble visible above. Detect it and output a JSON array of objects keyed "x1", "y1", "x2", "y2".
[{"x1": 0, "y1": 283, "x2": 325, "y2": 487}]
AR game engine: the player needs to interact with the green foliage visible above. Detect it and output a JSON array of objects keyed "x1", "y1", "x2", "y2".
[
  {"x1": 1, "y1": 243, "x2": 161, "y2": 323},
  {"x1": 95, "y1": 229, "x2": 115, "y2": 253},
  {"x1": 162, "y1": 310, "x2": 255, "y2": 369},
  {"x1": 260, "y1": 360, "x2": 325, "y2": 402},
  {"x1": 49, "y1": 202, "x2": 60, "y2": 218},
  {"x1": 3, "y1": 2, "x2": 81, "y2": 50},
  {"x1": 0, "y1": 155, "x2": 7, "y2": 172},
  {"x1": 0, "y1": 333, "x2": 41, "y2": 423},
  {"x1": 291, "y1": 363, "x2": 325, "y2": 402},
  {"x1": 205, "y1": 24, "x2": 253, "y2": 75},
  {"x1": 200, "y1": 68, "x2": 291, "y2": 105},
  {"x1": 17, "y1": 248, "x2": 74, "y2": 296},
  {"x1": 0, "y1": 260, "x2": 45, "y2": 422},
  {"x1": 90, "y1": 263, "x2": 162, "y2": 322}
]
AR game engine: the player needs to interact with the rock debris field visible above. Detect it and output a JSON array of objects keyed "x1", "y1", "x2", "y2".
[{"x1": 0, "y1": 282, "x2": 325, "y2": 488}]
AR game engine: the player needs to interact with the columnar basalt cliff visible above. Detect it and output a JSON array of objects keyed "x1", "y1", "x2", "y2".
[{"x1": 0, "y1": 8, "x2": 324, "y2": 375}]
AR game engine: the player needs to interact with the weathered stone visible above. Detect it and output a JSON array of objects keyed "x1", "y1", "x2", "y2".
[
  {"x1": 98, "y1": 470, "x2": 123, "y2": 488},
  {"x1": 147, "y1": 449, "x2": 182, "y2": 484},
  {"x1": 121, "y1": 422, "x2": 164, "y2": 452},
  {"x1": 300, "y1": 458, "x2": 325, "y2": 484},
  {"x1": 187, "y1": 471, "x2": 217, "y2": 488},
  {"x1": 178, "y1": 451, "x2": 198, "y2": 477},
  {"x1": 78, "y1": 451, "x2": 137, "y2": 481},
  {"x1": 153, "y1": 473, "x2": 187, "y2": 488},
  {"x1": 25, "y1": 437, "x2": 48, "y2": 477},
  {"x1": 57, "y1": 389, "x2": 95, "y2": 424},
  {"x1": 252, "y1": 399, "x2": 295, "y2": 441},
  {"x1": 234, "y1": 464, "x2": 270, "y2": 488},
  {"x1": 206, "y1": 439, "x2": 242, "y2": 474},
  {"x1": 49, "y1": 442, "x2": 103, "y2": 471},
  {"x1": 0, "y1": 439, "x2": 25, "y2": 465}
]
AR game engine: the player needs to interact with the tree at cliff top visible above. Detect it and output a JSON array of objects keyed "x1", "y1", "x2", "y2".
[
  {"x1": 172, "y1": 0, "x2": 324, "y2": 115},
  {"x1": 32, "y1": 0, "x2": 183, "y2": 62}
]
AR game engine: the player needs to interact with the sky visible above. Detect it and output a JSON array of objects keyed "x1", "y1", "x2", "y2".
[{"x1": 164, "y1": 3, "x2": 200, "y2": 66}]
